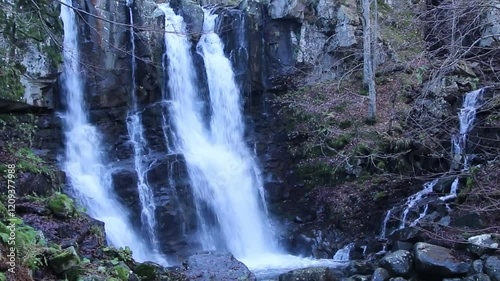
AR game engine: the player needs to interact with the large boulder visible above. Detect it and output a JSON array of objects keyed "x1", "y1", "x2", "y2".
[
  {"x1": 379, "y1": 250, "x2": 413, "y2": 278},
  {"x1": 413, "y1": 242, "x2": 470, "y2": 278},
  {"x1": 468, "y1": 234, "x2": 500, "y2": 256},
  {"x1": 279, "y1": 266, "x2": 343, "y2": 281},
  {"x1": 182, "y1": 252, "x2": 256, "y2": 281}
]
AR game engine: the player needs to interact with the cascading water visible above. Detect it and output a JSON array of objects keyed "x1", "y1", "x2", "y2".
[
  {"x1": 60, "y1": 0, "x2": 162, "y2": 264},
  {"x1": 159, "y1": 4, "x2": 273, "y2": 258},
  {"x1": 452, "y1": 88, "x2": 483, "y2": 170},
  {"x1": 158, "y1": 5, "x2": 341, "y2": 277},
  {"x1": 379, "y1": 88, "x2": 484, "y2": 238},
  {"x1": 125, "y1": 0, "x2": 161, "y2": 255}
]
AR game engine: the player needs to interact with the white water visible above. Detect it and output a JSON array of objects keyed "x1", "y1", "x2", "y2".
[
  {"x1": 158, "y1": 6, "x2": 346, "y2": 276},
  {"x1": 439, "y1": 177, "x2": 459, "y2": 201},
  {"x1": 60, "y1": 0, "x2": 162, "y2": 264},
  {"x1": 399, "y1": 179, "x2": 438, "y2": 228},
  {"x1": 160, "y1": 5, "x2": 274, "y2": 258},
  {"x1": 332, "y1": 243, "x2": 354, "y2": 262},
  {"x1": 452, "y1": 88, "x2": 483, "y2": 170},
  {"x1": 125, "y1": 0, "x2": 161, "y2": 255}
]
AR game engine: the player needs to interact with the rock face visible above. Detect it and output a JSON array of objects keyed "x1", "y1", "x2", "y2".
[{"x1": 413, "y1": 242, "x2": 471, "y2": 278}]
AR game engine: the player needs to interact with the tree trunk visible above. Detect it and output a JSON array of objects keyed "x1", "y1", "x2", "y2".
[{"x1": 362, "y1": 0, "x2": 377, "y2": 121}]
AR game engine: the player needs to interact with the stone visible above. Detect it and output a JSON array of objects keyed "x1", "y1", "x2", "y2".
[
  {"x1": 468, "y1": 234, "x2": 500, "y2": 256},
  {"x1": 133, "y1": 262, "x2": 160, "y2": 281},
  {"x1": 48, "y1": 246, "x2": 81, "y2": 274},
  {"x1": 473, "y1": 259, "x2": 484, "y2": 274},
  {"x1": 182, "y1": 252, "x2": 256, "y2": 281},
  {"x1": 279, "y1": 266, "x2": 342, "y2": 281},
  {"x1": 268, "y1": 0, "x2": 306, "y2": 20},
  {"x1": 379, "y1": 250, "x2": 413, "y2": 278},
  {"x1": 388, "y1": 278, "x2": 406, "y2": 281},
  {"x1": 413, "y1": 242, "x2": 470, "y2": 278},
  {"x1": 463, "y1": 273, "x2": 492, "y2": 281},
  {"x1": 344, "y1": 275, "x2": 371, "y2": 281},
  {"x1": 484, "y1": 256, "x2": 500, "y2": 281},
  {"x1": 370, "y1": 267, "x2": 390, "y2": 281},
  {"x1": 47, "y1": 193, "x2": 75, "y2": 219}
]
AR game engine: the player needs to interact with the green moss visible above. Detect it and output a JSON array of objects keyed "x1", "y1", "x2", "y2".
[
  {"x1": 113, "y1": 265, "x2": 130, "y2": 281},
  {"x1": 134, "y1": 263, "x2": 159, "y2": 281},
  {"x1": 48, "y1": 193, "x2": 75, "y2": 218},
  {"x1": 48, "y1": 246, "x2": 81, "y2": 274},
  {"x1": 372, "y1": 191, "x2": 387, "y2": 201},
  {"x1": 0, "y1": 272, "x2": 5, "y2": 281},
  {"x1": 327, "y1": 134, "x2": 352, "y2": 150}
]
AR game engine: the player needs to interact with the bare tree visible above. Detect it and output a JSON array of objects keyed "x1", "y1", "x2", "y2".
[{"x1": 361, "y1": 0, "x2": 377, "y2": 121}]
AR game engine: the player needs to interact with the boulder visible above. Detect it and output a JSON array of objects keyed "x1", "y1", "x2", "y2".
[
  {"x1": 468, "y1": 234, "x2": 500, "y2": 256},
  {"x1": 413, "y1": 242, "x2": 470, "y2": 278},
  {"x1": 484, "y1": 256, "x2": 500, "y2": 281},
  {"x1": 279, "y1": 266, "x2": 342, "y2": 281},
  {"x1": 370, "y1": 267, "x2": 390, "y2": 281},
  {"x1": 48, "y1": 246, "x2": 81, "y2": 274},
  {"x1": 379, "y1": 250, "x2": 413, "y2": 278},
  {"x1": 47, "y1": 193, "x2": 75, "y2": 218},
  {"x1": 182, "y1": 252, "x2": 256, "y2": 281}
]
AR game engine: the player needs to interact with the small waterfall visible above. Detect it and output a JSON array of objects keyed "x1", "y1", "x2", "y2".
[
  {"x1": 332, "y1": 243, "x2": 353, "y2": 262},
  {"x1": 399, "y1": 179, "x2": 438, "y2": 228},
  {"x1": 379, "y1": 89, "x2": 484, "y2": 237},
  {"x1": 60, "y1": 0, "x2": 153, "y2": 263},
  {"x1": 451, "y1": 88, "x2": 483, "y2": 170},
  {"x1": 125, "y1": 0, "x2": 163, "y2": 259}
]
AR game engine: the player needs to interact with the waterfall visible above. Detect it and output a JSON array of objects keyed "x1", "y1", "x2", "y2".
[
  {"x1": 60, "y1": 0, "x2": 162, "y2": 264},
  {"x1": 399, "y1": 179, "x2": 438, "y2": 228},
  {"x1": 451, "y1": 88, "x2": 483, "y2": 170},
  {"x1": 159, "y1": 4, "x2": 273, "y2": 258},
  {"x1": 379, "y1": 89, "x2": 484, "y2": 237},
  {"x1": 332, "y1": 243, "x2": 353, "y2": 262},
  {"x1": 125, "y1": 0, "x2": 162, "y2": 256}
]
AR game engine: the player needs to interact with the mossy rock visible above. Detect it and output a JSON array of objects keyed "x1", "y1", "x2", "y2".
[
  {"x1": 133, "y1": 262, "x2": 159, "y2": 281},
  {"x1": 48, "y1": 193, "x2": 75, "y2": 218},
  {"x1": 48, "y1": 246, "x2": 81, "y2": 274},
  {"x1": 113, "y1": 264, "x2": 130, "y2": 281}
]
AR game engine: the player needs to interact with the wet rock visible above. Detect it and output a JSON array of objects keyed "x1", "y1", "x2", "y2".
[
  {"x1": 182, "y1": 252, "x2": 256, "y2": 281},
  {"x1": 133, "y1": 262, "x2": 160, "y2": 281},
  {"x1": 473, "y1": 260, "x2": 484, "y2": 274},
  {"x1": 48, "y1": 246, "x2": 81, "y2": 274},
  {"x1": 414, "y1": 242, "x2": 470, "y2": 278},
  {"x1": 379, "y1": 250, "x2": 413, "y2": 278},
  {"x1": 344, "y1": 275, "x2": 371, "y2": 281},
  {"x1": 370, "y1": 267, "x2": 390, "y2": 281},
  {"x1": 450, "y1": 213, "x2": 485, "y2": 229},
  {"x1": 391, "y1": 242, "x2": 413, "y2": 252},
  {"x1": 463, "y1": 273, "x2": 492, "y2": 281},
  {"x1": 484, "y1": 256, "x2": 500, "y2": 281},
  {"x1": 279, "y1": 266, "x2": 342, "y2": 281},
  {"x1": 388, "y1": 278, "x2": 406, "y2": 281},
  {"x1": 468, "y1": 234, "x2": 500, "y2": 256},
  {"x1": 170, "y1": 0, "x2": 204, "y2": 40}
]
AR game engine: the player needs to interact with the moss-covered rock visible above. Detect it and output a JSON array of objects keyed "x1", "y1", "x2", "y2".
[
  {"x1": 133, "y1": 262, "x2": 159, "y2": 281},
  {"x1": 48, "y1": 193, "x2": 75, "y2": 218},
  {"x1": 48, "y1": 246, "x2": 81, "y2": 274}
]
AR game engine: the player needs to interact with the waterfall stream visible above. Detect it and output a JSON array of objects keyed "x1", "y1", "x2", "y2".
[
  {"x1": 158, "y1": 4, "x2": 341, "y2": 277},
  {"x1": 60, "y1": 0, "x2": 163, "y2": 264},
  {"x1": 125, "y1": 0, "x2": 162, "y2": 257},
  {"x1": 379, "y1": 88, "x2": 484, "y2": 238}
]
